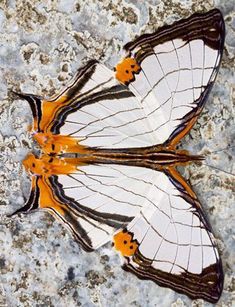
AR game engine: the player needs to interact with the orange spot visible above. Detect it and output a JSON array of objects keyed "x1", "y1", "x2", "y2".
[
  {"x1": 115, "y1": 58, "x2": 140, "y2": 85},
  {"x1": 113, "y1": 229, "x2": 138, "y2": 257}
]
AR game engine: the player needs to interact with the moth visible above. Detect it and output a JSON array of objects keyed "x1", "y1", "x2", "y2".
[{"x1": 13, "y1": 9, "x2": 225, "y2": 303}]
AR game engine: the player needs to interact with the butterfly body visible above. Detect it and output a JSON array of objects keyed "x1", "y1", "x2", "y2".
[{"x1": 13, "y1": 9, "x2": 225, "y2": 304}]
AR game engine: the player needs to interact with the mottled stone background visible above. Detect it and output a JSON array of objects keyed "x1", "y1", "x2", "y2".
[{"x1": 0, "y1": 0, "x2": 234, "y2": 306}]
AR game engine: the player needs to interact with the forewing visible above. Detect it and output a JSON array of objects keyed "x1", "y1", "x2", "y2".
[
  {"x1": 19, "y1": 11, "x2": 224, "y2": 151},
  {"x1": 21, "y1": 61, "x2": 160, "y2": 148},
  {"x1": 116, "y1": 9, "x2": 225, "y2": 147},
  {"x1": 54, "y1": 163, "x2": 167, "y2": 249},
  {"x1": 117, "y1": 168, "x2": 223, "y2": 303}
]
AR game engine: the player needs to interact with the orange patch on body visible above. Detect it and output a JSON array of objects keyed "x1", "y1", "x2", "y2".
[
  {"x1": 22, "y1": 153, "x2": 81, "y2": 176},
  {"x1": 33, "y1": 133, "x2": 89, "y2": 155},
  {"x1": 115, "y1": 57, "x2": 140, "y2": 85},
  {"x1": 113, "y1": 229, "x2": 138, "y2": 257}
]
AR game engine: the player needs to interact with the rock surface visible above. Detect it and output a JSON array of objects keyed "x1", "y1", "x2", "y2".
[{"x1": 0, "y1": 1, "x2": 234, "y2": 306}]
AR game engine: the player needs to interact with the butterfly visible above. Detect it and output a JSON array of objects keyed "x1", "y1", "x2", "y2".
[{"x1": 13, "y1": 8, "x2": 225, "y2": 303}]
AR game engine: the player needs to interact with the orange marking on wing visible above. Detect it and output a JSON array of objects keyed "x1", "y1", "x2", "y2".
[
  {"x1": 113, "y1": 229, "x2": 138, "y2": 257},
  {"x1": 167, "y1": 167, "x2": 197, "y2": 199},
  {"x1": 36, "y1": 177, "x2": 65, "y2": 215},
  {"x1": 115, "y1": 57, "x2": 140, "y2": 85},
  {"x1": 168, "y1": 117, "x2": 198, "y2": 149},
  {"x1": 38, "y1": 95, "x2": 69, "y2": 133},
  {"x1": 33, "y1": 133, "x2": 89, "y2": 155}
]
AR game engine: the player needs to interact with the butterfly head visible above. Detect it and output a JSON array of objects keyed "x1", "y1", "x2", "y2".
[
  {"x1": 33, "y1": 133, "x2": 87, "y2": 156},
  {"x1": 22, "y1": 153, "x2": 78, "y2": 176},
  {"x1": 23, "y1": 153, "x2": 48, "y2": 176},
  {"x1": 33, "y1": 133, "x2": 62, "y2": 155}
]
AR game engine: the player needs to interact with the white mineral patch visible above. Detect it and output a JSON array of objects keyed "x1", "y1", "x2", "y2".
[{"x1": 0, "y1": 1, "x2": 234, "y2": 306}]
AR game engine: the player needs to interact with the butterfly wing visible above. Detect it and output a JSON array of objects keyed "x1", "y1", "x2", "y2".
[
  {"x1": 17, "y1": 10, "x2": 224, "y2": 153},
  {"x1": 18, "y1": 156, "x2": 223, "y2": 300},
  {"x1": 113, "y1": 167, "x2": 223, "y2": 303},
  {"x1": 19, "y1": 9, "x2": 224, "y2": 152},
  {"x1": 20, "y1": 61, "x2": 162, "y2": 150},
  {"x1": 115, "y1": 8, "x2": 225, "y2": 148},
  {"x1": 16, "y1": 175, "x2": 119, "y2": 252},
  {"x1": 17, "y1": 155, "x2": 172, "y2": 251}
]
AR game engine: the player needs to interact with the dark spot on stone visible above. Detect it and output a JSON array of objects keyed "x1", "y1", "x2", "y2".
[
  {"x1": 72, "y1": 290, "x2": 80, "y2": 301},
  {"x1": 58, "y1": 74, "x2": 65, "y2": 82},
  {"x1": 52, "y1": 144, "x2": 55, "y2": 151},
  {"x1": 130, "y1": 245, "x2": 133, "y2": 249},
  {"x1": 23, "y1": 50, "x2": 34, "y2": 62},
  {"x1": 62, "y1": 63, "x2": 69, "y2": 72},
  {"x1": 39, "y1": 54, "x2": 50, "y2": 65},
  {"x1": 123, "y1": 7, "x2": 138, "y2": 24},
  {"x1": 35, "y1": 260, "x2": 41, "y2": 266},
  {"x1": 85, "y1": 270, "x2": 107, "y2": 288},
  {"x1": 227, "y1": 276, "x2": 235, "y2": 292},
  {"x1": 75, "y1": 3, "x2": 80, "y2": 12},
  {"x1": 124, "y1": 240, "x2": 127, "y2": 244},
  {"x1": 0, "y1": 258, "x2": 6, "y2": 269},
  {"x1": 131, "y1": 65, "x2": 135, "y2": 68},
  {"x1": 225, "y1": 16, "x2": 232, "y2": 22},
  {"x1": 21, "y1": 139, "x2": 30, "y2": 147},
  {"x1": 32, "y1": 163, "x2": 35, "y2": 167},
  {"x1": 67, "y1": 266, "x2": 75, "y2": 280},
  {"x1": 11, "y1": 220, "x2": 21, "y2": 236},
  {"x1": 126, "y1": 69, "x2": 129, "y2": 73},
  {"x1": 209, "y1": 206, "x2": 215, "y2": 214},
  {"x1": 100, "y1": 254, "x2": 109, "y2": 264}
]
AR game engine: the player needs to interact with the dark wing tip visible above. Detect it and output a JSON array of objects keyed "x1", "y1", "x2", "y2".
[
  {"x1": 123, "y1": 8, "x2": 225, "y2": 52},
  {"x1": 123, "y1": 258, "x2": 224, "y2": 303},
  {"x1": 11, "y1": 91, "x2": 43, "y2": 124}
]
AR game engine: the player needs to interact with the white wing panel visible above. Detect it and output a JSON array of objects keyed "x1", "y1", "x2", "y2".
[
  {"x1": 57, "y1": 33, "x2": 221, "y2": 149},
  {"x1": 58, "y1": 165, "x2": 165, "y2": 249},
  {"x1": 126, "y1": 169, "x2": 219, "y2": 276},
  {"x1": 124, "y1": 35, "x2": 222, "y2": 146},
  {"x1": 59, "y1": 63, "x2": 162, "y2": 148}
]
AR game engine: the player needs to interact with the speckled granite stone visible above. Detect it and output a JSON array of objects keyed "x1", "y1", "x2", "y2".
[{"x1": 0, "y1": 1, "x2": 234, "y2": 306}]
